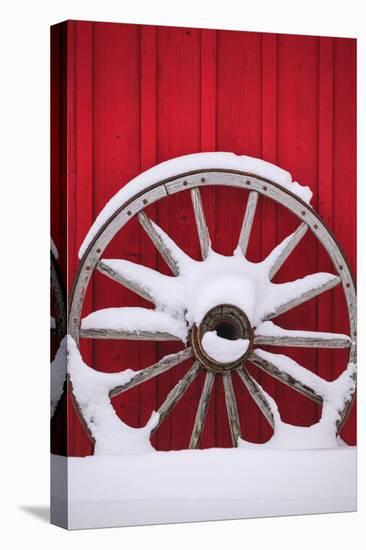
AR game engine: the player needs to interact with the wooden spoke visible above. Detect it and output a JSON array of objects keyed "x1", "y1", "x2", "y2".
[
  {"x1": 152, "y1": 361, "x2": 201, "y2": 432},
  {"x1": 189, "y1": 371, "x2": 215, "y2": 449},
  {"x1": 109, "y1": 347, "x2": 193, "y2": 398},
  {"x1": 238, "y1": 191, "x2": 258, "y2": 256},
  {"x1": 190, "y1": 187, "x2": 211, "y2": 259},
  {"x1": 249, "y1": 351, "x2": 323, "y2": 404},
  {"x1": 80, "y1": 307, "x2": 186, "y2": 343},
  {"x1": 263, "y1": 274, "x2": 340, "y2": 321},
  {"x1": 80, "y1": 327, "x2": 181, "y2": 341},
  {"x1": 97, "y1": 260, "x2": 154, "y2": 303},
  {"x1": 254, "y1": 332, "x2": 351, "y2": 349},
  {"x1": 223, "y1": 373, "x2": 241, "y2": 446},
  {"x1": 268, "y1": 222, "x2": 308, "y2": 280},
  {"x1": 138, "y1": 211, "x2": 180, "y2": 275},
  {"x1": 236, "y1": 368, "x2": 274, "y2": 428}
]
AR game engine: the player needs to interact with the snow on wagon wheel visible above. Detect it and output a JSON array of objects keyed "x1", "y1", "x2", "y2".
[{"x1": 68, "y1": 153, "x2": 356, "y2": 453}]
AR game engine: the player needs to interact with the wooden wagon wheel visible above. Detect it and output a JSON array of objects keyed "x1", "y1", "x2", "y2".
[
  {"x1": 69, "y1": 164, "x2": 356, "y2": 449},
  {"x1": 51, "y1": 244, "x2": 67, "y2": 345}
]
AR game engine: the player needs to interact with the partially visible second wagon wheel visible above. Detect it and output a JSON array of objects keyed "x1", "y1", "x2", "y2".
[
  {"x1": 69, "y1": 154, "x2": 357, "y2": 450},
  {"x1": 51, "y1": 240, "x2": 67, "y2": 418},
  {"x1": 51, "y1": 242, "x2": 66, "y2": 346}
]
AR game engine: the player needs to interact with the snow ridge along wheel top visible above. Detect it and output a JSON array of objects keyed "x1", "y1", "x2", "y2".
[{"x1": 68, "y1": 152, "x2": 356, "y2": 454}]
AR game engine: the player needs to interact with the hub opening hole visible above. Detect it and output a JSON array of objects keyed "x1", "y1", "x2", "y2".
[{"x1": 215, "y1": 321, "x2": 237, "y2": 341}]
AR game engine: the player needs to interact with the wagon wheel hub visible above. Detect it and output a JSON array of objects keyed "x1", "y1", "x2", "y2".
[{"x1": 190, "y1": 304, "x2": 254, "y2": 373}]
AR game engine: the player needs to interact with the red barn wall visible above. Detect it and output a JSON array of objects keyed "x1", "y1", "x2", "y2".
[{"x1": 51, "y1": 21, "x2": 356, "y2": 456}]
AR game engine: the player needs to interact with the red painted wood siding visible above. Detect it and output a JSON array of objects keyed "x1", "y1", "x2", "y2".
[{"x1": 51, "y1": 21, "x2": 356, "y2": 456}]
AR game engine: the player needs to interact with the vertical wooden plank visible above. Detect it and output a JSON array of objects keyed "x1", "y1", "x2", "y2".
[
  {"x1": 65, "y1": 20, "x2": 81, "y2": 457},
  {"x1": 317, "y1": 37, "x2": 335, "y2": 387},
  {"x1": 276, "y1": 34, "x2": 320, "y2": 428},
  {"x1": 156, "y1": 25, "x2": 201, "y2": 450},
  {"x1": 199, "y1": 28, "x2": 217, "y2": 448},
  {"x1": 50, "y1": 24, "x2": 62, "y2": 259},
  {"x1": 216, "y1": 30, "x2": 263, "y2": 446},
  {"x1": 200, "y1": 29, "x2": 217, "y2": 153},
  {"x1": 66, "y1": 21, "x2": 77, "y2": 292},
  {"x1": 66, "y1": 21, "x2": 94, "y2": 457},
  {"x1": 138, "y1": 25, "x2": 159, "y2": 446},
  {"x1": 258, "y1": 32, "x2": 278, "y2": 442},
  {"x1": 92, "y1": 22, "x2": 141, "y2": 431},
  {"x1": 333, "y1": 38, "x2": 356, "y2": 445}
]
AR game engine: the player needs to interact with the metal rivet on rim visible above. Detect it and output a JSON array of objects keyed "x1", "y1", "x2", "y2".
[
  {"x1": 339, "y1": 265, "x2": 344, "y2": 271},
  {"x1": 73, "y1": 318, "x2": 78, "y2": 323},
  {"x1": 263, "y1": 185, "x2": 267, "y2": 191},
  {"x1": 127, "y1": 210, "x2": 132, "y2": 216},
  {"x1": 183, "y1": 180, "x2": 188, "y2": 186},
  {"x1": 301, "y1": 210, "x2": 306, "y2": 216},
  {"x1": 313, "y1": 224, "x2": 318, "y2": 230},
  {"x1": 85, "y1": 265, "x2": 91, "y2": 271},
  {"x1": 346, "y1": 282, "x2": 350, "y2": 288},
  {"x1": 96, "y1": 248, "x2": 102, "y2": 254},
  {"x1": 143, "y1": 199, "x2": 148, "y2": 205},
  {"x1": 201, "y1": 177, "x2": 205, "y2": 183},
  {"x1": 246, "y1": 180, "x2": 251, "y2": 185}
]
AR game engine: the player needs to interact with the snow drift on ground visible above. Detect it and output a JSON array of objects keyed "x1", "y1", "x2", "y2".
[{"x1": 52, "y1": 446, "x2": 356, "y2": 529}]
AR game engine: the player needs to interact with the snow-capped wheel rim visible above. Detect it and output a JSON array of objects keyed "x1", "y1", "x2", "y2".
[{"x1": 69, "y1": 166, "x2": 356, "y2": 449}]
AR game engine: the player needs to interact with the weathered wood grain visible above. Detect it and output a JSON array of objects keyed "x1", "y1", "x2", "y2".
[
  {"x1": 222, "y1": 372, "x2": 241, "y2": 446},
  {"x1": 254, "y1": 332, "x2": 351, "y2": 348},
  {"x1": 238, "y1": 191, "x2": 258, "y2": 256},
  {"x1": 138, "y1": 211, "x2": 179, "y2": 275},
  {"x1": 190, "y1": 187, "x2": 211, "y2": 259},
  {"x1": 189, "y1": 370, "x2": 215, "y2": 449},
  {"x1": 249, "y1": 351, "x2": 323, "y2": 404},
  {"x1": 268, "y1": 222, "x2": 308, "y2": 279},
  {"x1": 109, "y1": 347, "x2": 193, "y2": 398},
  {"x1": 263, "y1": 275, "x2": 341, "y2": 321},
  {"x1": 80, "y1": 327, "x2": 180, "y2": 341},
  {"x1": 236, "y1": 367, "x2": 274, "y2": 428},
  {"x1": 152, "y1": 361, "x2": 201, "y2": 432},
  {"x1": 97, "y1": 260, "x2": 154, "y2": 303}
]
